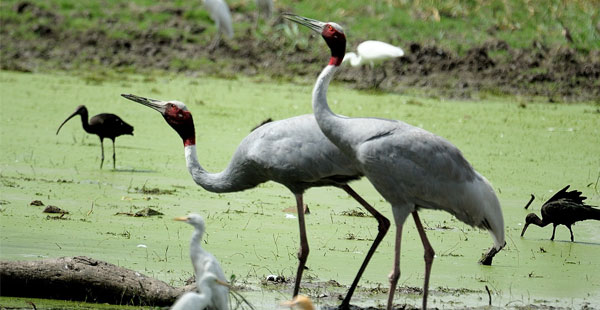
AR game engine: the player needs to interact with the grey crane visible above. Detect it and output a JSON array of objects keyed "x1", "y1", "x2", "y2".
[
  {"x1": 120, "y1": 94, "x2": 390, "y2": 306},
  {"x1": 284, "y1": 14, "x2": 506, "y2": 310}
]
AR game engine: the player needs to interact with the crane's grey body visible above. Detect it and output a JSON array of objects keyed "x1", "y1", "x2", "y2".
[
  {"x1": 185, "y1": 114, "x2": 362, "y2": 194},
  {"x1": 313, "y1": 65, "x2": 503, "y2": 239},
  {"x1": 282, "y1": 13, "x2": 505, "y2": 309},
  {"x1": 121, "y1": 93, "x2": 389, "y2": 305}
]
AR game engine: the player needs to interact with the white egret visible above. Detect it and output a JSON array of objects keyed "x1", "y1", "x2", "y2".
[
  {"x1": 284, "y1": 13, "x2": 505, "y2": 310},
  {"x1": 343, "y1": 40, "x2": 404, "y2": 88},
  {"x1": 175, "y1": 214, "x2": 229, "y2": 310},
  {"x1": 170, "y1": 272, "x2": 230, "y2": 310},
  {"x1": 203, "y1": 0, "x2": 233, "y2": 49}
]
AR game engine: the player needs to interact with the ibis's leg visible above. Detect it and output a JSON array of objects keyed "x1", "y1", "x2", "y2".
[
  {"x1": 293, "y1": 193, "x2": 309, "y2": 297},
  {"x1": 339, "y1": 185, "x2": 390, "y2": 309},
  {"x1": 568, "y1": 225, "x2": 574, "y2": 242},
  {"x1": 112, "y1": 139, "x2": 116, "y2": 170},
  {"x1": 99, "y1": 138, "x2": 105, "y2": 169},
  {"x1": 412, "y1": 211, "x2": 435, "y2": 310},
  {"x1": 551, "y1": 224, "x2": 557, "y2": 241},
  {"x1": 386, "y1": 221, "x2": 404, "y2": 310}
]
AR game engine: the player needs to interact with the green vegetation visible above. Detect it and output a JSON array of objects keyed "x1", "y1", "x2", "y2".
[
  {"x1": 1, "y1": 71, "x2": 599, "y2": 308},
  {"x1": 1, "y1": 0, "x2": 598, "y2": 52}
]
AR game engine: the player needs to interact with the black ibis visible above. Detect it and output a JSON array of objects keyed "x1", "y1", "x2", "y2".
[
  {"x1": 521, "y1": 185, "x2": 600, "y2": 241},
  {"x1": 56, "y1": 105, "x2": 133, "y2": 169}
]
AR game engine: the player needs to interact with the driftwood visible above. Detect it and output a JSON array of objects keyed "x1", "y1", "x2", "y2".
[{"x1": 0, "y1": 256, "x2": 194, "y2": 306}]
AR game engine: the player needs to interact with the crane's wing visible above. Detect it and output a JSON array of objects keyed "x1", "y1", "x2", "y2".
[{"x1": 243, "y1": 115, "x2": 361, "y2": 187}]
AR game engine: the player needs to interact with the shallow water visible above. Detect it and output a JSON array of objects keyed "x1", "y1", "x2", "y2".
[{"x1": 1, "y1": 71, "x2": 599, "y2": 309}]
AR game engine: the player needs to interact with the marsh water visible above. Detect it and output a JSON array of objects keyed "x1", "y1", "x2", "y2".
[{"x1": 1, "y1": 71, "x2": 599, "y2": 309}]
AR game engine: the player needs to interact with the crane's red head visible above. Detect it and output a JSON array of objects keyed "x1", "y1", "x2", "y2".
[
  {"x1": 283, "y1": 13, "x2": 346, "y2": 66},
  {"x1": 121, "y1": 94, "x2": 195, "y2": 146}
]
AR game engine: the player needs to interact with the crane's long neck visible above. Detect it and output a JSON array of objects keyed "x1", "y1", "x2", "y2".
[
  {"x1": 184, "y1": 144, "x2": 251, "y2": 193},
  {"x1": 312, "y1": 64, "x2": 356, "y2": 155}
]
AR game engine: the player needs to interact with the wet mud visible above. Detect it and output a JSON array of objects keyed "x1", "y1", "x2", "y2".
[{"x1": 1, "y1": 2, "x2": 599, "y2": 101}]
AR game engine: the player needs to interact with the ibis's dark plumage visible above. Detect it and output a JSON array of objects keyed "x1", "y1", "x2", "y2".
[
  {"x1": 56, "y1": 105, "x2": 133, "y2": 169},
  {"x1": 521, "y1": 185, "x2": 600, "y2": 241}
]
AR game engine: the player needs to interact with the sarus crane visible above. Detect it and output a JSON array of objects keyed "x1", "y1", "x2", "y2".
[
  {"x1": 120, "y1": 94, "x2": 390, "y2": 306},
  {"x1": 284, "y1": 13, "x2": 505, "y2": 310}
]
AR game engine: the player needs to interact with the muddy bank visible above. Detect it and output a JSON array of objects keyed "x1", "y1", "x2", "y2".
[{"x1": 1, "y1": 2, "x2": 599, "y2": 100}]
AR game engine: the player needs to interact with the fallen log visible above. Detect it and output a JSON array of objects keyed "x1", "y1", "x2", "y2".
[{"x1": 0, "y1": 256, "x2": 194, "y2": 306}]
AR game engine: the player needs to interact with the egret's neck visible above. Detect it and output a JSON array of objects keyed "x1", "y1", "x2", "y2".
[
  {"x1": 190, "y1": 227, "x2": 204, "y2": 250},
  {"x1": 345, "y1": 52, "x2": 362, "y2": 67},
  {"x1": 189, "y1": 227, "x2": 207, "y2": 280}
]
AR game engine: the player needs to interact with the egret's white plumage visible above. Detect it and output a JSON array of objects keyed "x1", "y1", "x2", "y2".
[
  {"x1": 121, "y1": 94, "x2": 390, "y2": 306},
  {"x1": 284, "y1": 14, "x2": 505, "y2": 310},
  {"x1": 170, "y1": 272, "x2": 227, "y2": 310},
  {"x1": 175, "y1": 214, "x2": 229, "y2": 310},
  {"x1": 203, "y1": 0, "x2": 233, "y2": 39},
  {"x1": 343, "y1": 40, "x2": 404, "y2": 67}
]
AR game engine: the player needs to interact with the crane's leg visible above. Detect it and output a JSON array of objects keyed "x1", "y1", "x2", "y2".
[
  {"x1": 412, "y1": 211, "x2": 435, "y2": 310},
  {"x1": 293, "y1": 193, "x2": 309, "y2": 297},
  {"x1": 339, "y1": 185, "x2": 390, "y2": 309},
  {"x1": 112, "y1": 139, "x2": 116, "y2": 170},
  {"x1": 568, "y1": 225, "x2": 574, "y2": 242},
  {"x1": 99, "y1": 138, "x2": 105, "y2": 169},
  {"x1": 551, "y1": 224, "x2": 557, "y2": 241},
  {"x1": 386, "y1": 221, "x2": 404, "y2": 310}
]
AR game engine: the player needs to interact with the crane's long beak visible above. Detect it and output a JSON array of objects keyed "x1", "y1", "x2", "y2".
[
  {"x1": 56, "y1": 110, "x2": 80, "y2": 135},
  {"x1": 174, "y1": 216, "x2": 189, "y2": 222},
  {"x1": 282, "y1": 13, "x2": 326, "y2": 33},
  {"x1": 121, "y1": 94, "x2": 167, "y2": 114}
]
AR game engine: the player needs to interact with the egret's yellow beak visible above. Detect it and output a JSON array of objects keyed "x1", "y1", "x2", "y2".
[{"x1": 174, "y1": 216, "x2": 189, "y2": 222}]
